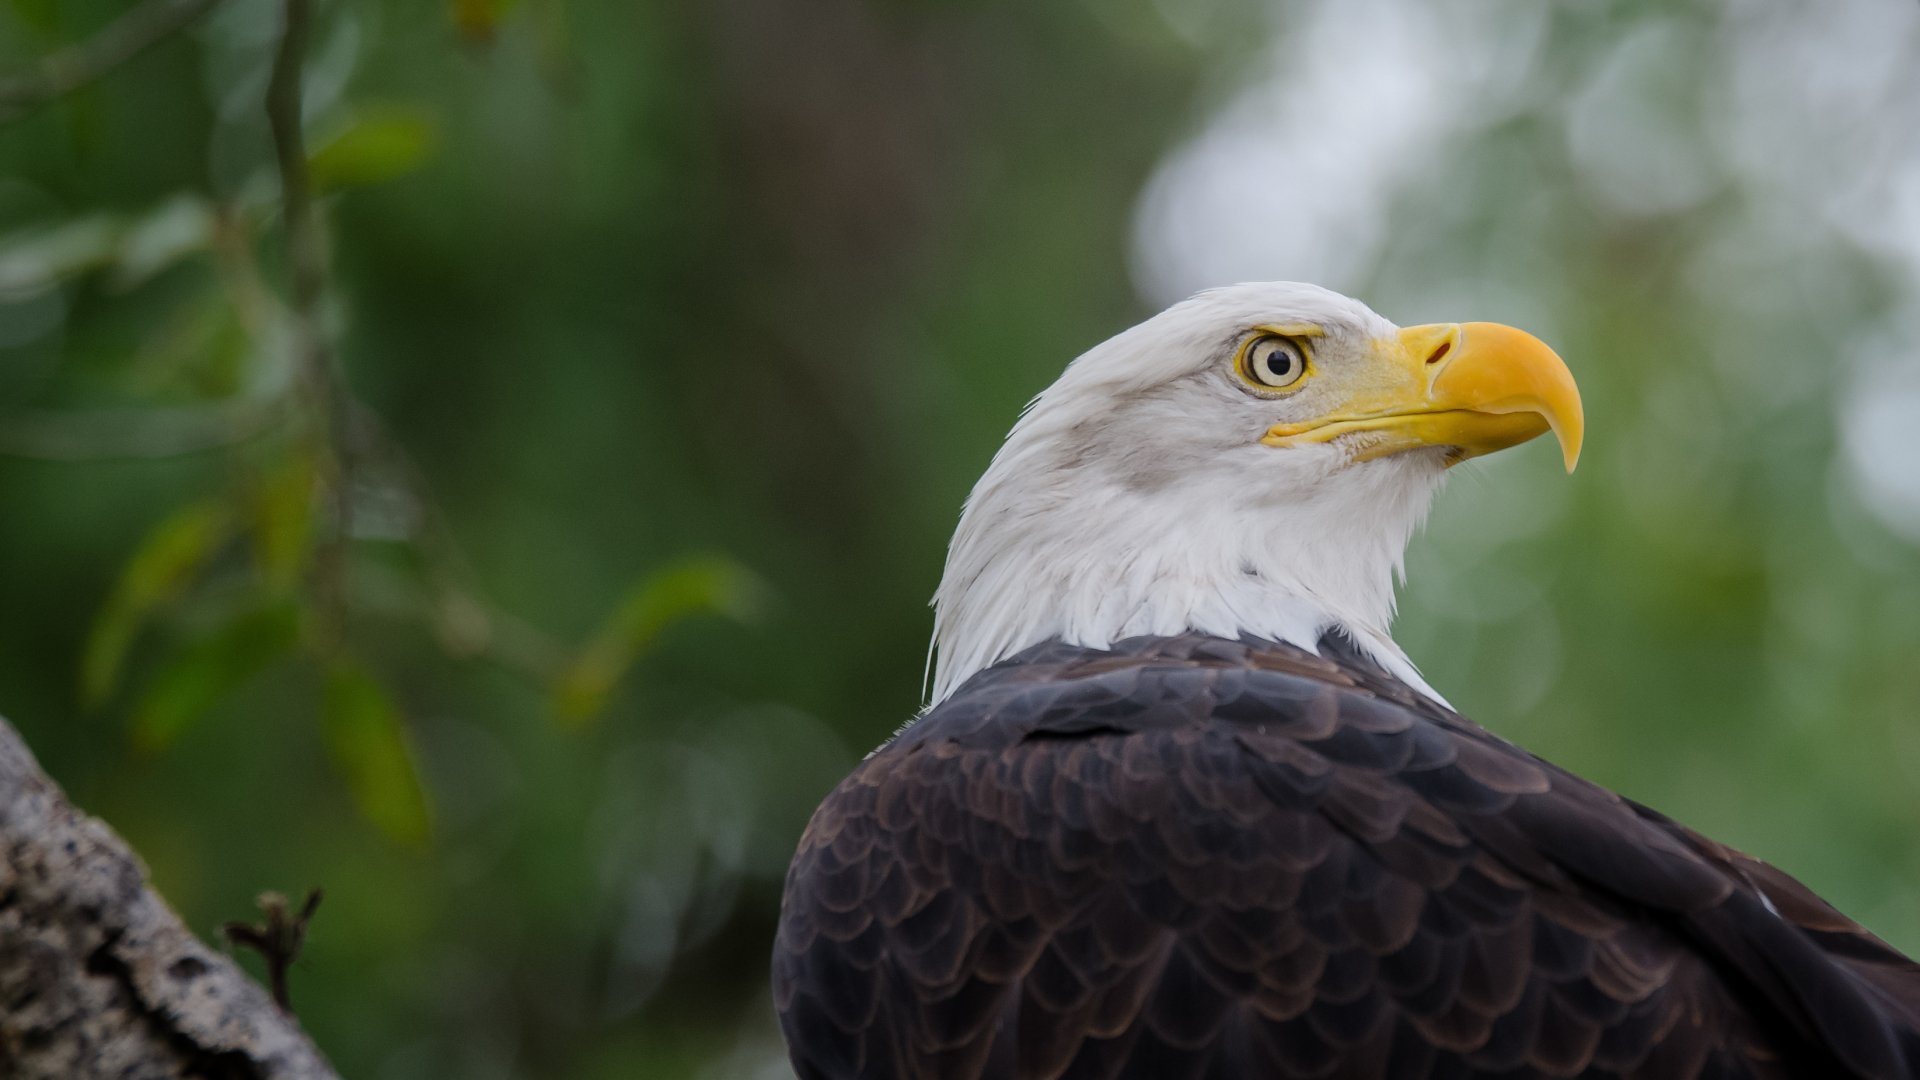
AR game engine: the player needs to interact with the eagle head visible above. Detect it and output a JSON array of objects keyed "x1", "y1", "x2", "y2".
[{"x1": 929, "y1": 281, "x2": 1583, "y2": 703}]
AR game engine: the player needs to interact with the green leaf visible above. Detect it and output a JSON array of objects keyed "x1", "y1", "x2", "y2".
[
  {"x1": 308, "y1": 107, "x2": 440, "y2": 192},
  {"x1": 551, "y1": 555, "x2": 767, "y2": 727},
  {"x1": 7, "y1": 0, "x2": 59, "y2": 34},
  {"x1": 130, "y1": 603, "x2": 300, "y2": 751},
  {"x1": 107, "y1": 193, "x2": 215, "y2": 290},
  {"x1": 0, "y1": 196, "x2": 214, "y2": 295},
  {"x1": 0, "y1": 214, "x2": 120, "y2": 292},
  {"x1": 83, "y1": 501, "x2": 237, "y2": 708},
  {"x1": 322, "y1": 661, "x2": 432, "y2": 847},
  {"x1": 249, "y1": 451, "x2": 319, "y2": 595},
  {"x1": 126, "y1": 281, "x2": 252, "y2": 398}
]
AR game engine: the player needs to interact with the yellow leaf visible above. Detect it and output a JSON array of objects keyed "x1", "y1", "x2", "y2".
[
  {"x1": 323, "y1": 661, "x2": 433, "y2": 847},
  {"x1": 249, "y1": 451, "x2": 319, "y2": 595},
  {"x1": 82, "y1": 501, "x2": 236, "y2": 708},
  {"x1": 448, "y1": 0, "x2": 524, "y2": 42},
  {"x1": 551, "y1": 555, "x2": 767, "y2": 727},
  {"x1": 130, "y1": 603, "x2": 299, "y2": 751},
  {"x1": 308, "y1": 107, "x2": 440, "y2": 192}
]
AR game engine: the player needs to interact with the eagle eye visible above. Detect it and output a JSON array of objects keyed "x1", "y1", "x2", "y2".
[{"x1": 1238, "y1": 334, "x2": 1309, "y2": 390}]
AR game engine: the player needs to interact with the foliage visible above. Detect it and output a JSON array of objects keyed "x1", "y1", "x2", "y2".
[
  {"x1": 1, "y1": 1, "x2": 1918, "y2": 1078},
  {"x1": 321, "y1": 657, "x2": 430, "y2": 846}
]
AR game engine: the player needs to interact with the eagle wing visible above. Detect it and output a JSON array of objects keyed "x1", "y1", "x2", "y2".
[{"x1": 773, "y1": 635, "x2": 1920, "y2": 1079}]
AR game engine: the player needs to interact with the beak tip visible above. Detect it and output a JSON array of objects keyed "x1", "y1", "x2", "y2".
[
  {"x1": 1551, "y1": 420, "x2": 1582, "y2": 470},
  {"x1": 1558, "y1": 429, "x2": 1583, "y2": 473}
]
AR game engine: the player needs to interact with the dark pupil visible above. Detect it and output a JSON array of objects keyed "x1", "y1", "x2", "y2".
[{"x1": 1264, "y1": 348, "x2": 1292, "y2": 379}]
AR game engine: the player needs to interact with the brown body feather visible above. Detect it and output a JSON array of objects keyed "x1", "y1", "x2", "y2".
[{"x1": 773, "y1": 635, "x2": 1920, "y2": 1079}]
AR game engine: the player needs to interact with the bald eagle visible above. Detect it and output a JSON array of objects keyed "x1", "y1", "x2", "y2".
[{"x1": 772, "y1": 283, "x2": 1920, "y2": 1079}]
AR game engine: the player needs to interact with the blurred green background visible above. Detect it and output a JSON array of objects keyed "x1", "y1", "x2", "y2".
[{"x1": 3, "y1": 0, "x2": 1920, "y2": 1076}]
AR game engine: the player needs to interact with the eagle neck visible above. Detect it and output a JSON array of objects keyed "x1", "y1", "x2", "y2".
[{"x1": 929, "y1": 451, "x2": 1448, "y2": 706}]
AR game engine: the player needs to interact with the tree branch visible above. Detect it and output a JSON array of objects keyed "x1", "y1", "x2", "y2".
[
  {"x1": 0, "y1": 0, "x2": 228, "y2": 127},
  {"x1": 0, "y1": 714, "x2": 338, "y2": 1079},
  {"x1": 224, "y1": 890, "x2": 324, "y2": 1013},
  {"x1": 265, "y1": 0, "x2": 354, "y2": 649}
]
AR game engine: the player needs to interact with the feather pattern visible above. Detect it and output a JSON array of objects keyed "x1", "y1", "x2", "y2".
[{"x1": 775, "y1": 634, "x2": 1920, "y2": 1079}]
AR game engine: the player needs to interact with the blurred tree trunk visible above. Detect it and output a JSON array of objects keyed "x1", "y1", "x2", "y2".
[{"x1": 0, "y1": 716, "x2": 336, "y2": 1080}]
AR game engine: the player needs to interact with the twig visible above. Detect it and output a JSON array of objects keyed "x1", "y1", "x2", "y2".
[
  {"x1": 0, "y1": 398, "x2": 290, "y2": 461},
  {"x1": 347, "y1": 402, "x2": 571, "y2": 678},
  {"x1": 265, "y1": 0, "x2": 354, "y2": 648},
  {"x1": 222, "y1": 889, "x2": 323, "y2": 1012},
  {"x1": 266, "y1": 0, "x2": 320, "y2": 323},
  {"x1": 0, "y1": 0, "x2": 228, "y2": 126}
]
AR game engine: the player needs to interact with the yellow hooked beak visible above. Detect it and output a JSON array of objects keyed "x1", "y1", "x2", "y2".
[{"x1": 1261, "y1": 322, "x2": 1584, "y2": 472}]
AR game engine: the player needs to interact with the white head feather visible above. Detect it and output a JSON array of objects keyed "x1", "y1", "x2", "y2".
[{"x1": 929, "y1": 281, "x2": 1450, "y2": 704}]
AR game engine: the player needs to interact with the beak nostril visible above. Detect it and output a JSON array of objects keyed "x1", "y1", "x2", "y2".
[{"x1": 1426, "y1": 340, "x2": 1452, "y2": 366}]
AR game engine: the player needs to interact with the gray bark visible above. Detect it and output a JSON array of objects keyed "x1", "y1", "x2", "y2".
[{"x1": 0, "y1": 715, "x2": 338, "y2": 1079}]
